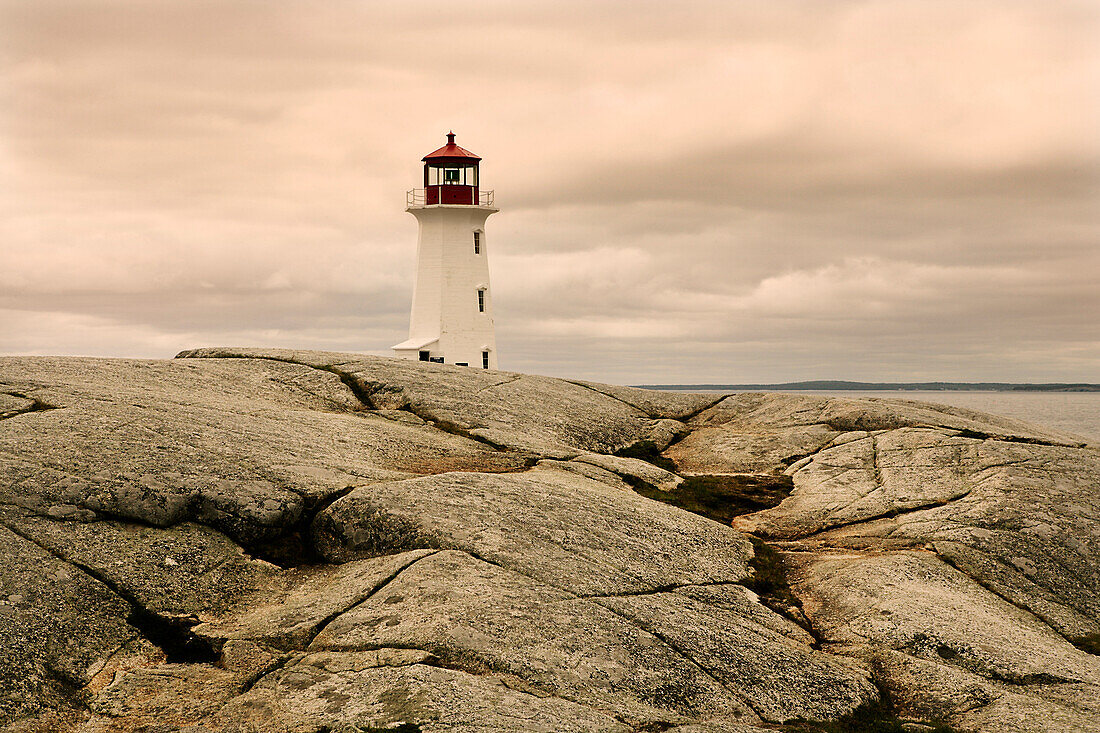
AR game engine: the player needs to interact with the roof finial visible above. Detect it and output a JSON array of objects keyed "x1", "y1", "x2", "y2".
[{"x1": 446, "y1": 131, "x2": 455, "y2": 144}]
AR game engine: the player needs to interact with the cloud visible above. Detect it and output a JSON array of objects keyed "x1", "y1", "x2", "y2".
[{"x1": 0, "y1": 0, "x2": 1097, "y2": 382}]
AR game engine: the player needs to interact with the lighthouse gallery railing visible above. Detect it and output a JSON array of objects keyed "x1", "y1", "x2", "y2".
[{"x1": 407, "y1": 189, "x2": 495, "y2": 207}]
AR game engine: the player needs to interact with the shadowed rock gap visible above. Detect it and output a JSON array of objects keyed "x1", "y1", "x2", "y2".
[
  {"x1": 75, "y1": 506, "x2": 164, "y2": 530},
  {"x1": 250, "y1": 485, "x2": 359, "y2": 567},
  {"x1": 610, "y1": 436, "x2": 798, "y2": 522},
  {"x1": 407, "y1": 409, "x2": 513, "y2": 450},
  {"x1": 575, "y1": 581, "x2": 744, "y2": 600},
  {"x1": 0, "y1": 391, "x2": 58, "y2": 420},
  {"x1": 613, "y1": 441, "x2": 680, "y2": 472},
  {"x1": 171, "y1": 352, "x2": 385, "y2": 423},
  {"x1": 184, "y1": 351, "x2": 532, "y2": 487},
  {"x1": 126, "y1": 606, "x2": 218, "y2": 664},
  {"x1": 265, "y1": 373, "x2": 364, "y2": 414},
  {"x1": 317, "y1": 365, "x2": 381, "y2": 411},
  {"x1": 644, "y1": 396, "x2": 727, "y2": 455},
  {"x1": 741, "y1": 536, "x2": 815, "y2": 637},
  {"x1": 624, "y1": 472, "x2": 795, "y2": 526},
  {"x1": 311, "y1": 497, "x2": 446, "y2": 564},
  {"x1": 9, "y1": 476, "x2": 361, "y2": 573},
  {"x1": 779, "y1": 684, "x2": 961, "y2": 733},
  {"x1": 321, "y1": 361, "x2": 517, "y2": 452},
  {"x1": 1068, "y1": 633, "x2": 1100, "y2": 657},
  {"x1": 656, "y1": 426, "x2": 693, "y2": 456},
  {"x1": 952, "y1": 428, "x2": 1088, "y2": 449},
  {"x1": 358, "y1": 396, "x2": 532, "y2": 455},
  {"x1": 599, "y1": 448, "x2": 811, "y2": 632}
]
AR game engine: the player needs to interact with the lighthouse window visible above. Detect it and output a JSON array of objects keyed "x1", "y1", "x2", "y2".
[
  {"x1": 477, "y1": 289, "x2": 486, "y2": 312},
  {"x1": 473, "y1": 231, "x2": 481, "y2": 254},
  {"x1": 482, "y1": 351, "x2": 490, "y2": 369},
  {"x1": 427, "y1": 166, "x2": 476, "y2": 187}
]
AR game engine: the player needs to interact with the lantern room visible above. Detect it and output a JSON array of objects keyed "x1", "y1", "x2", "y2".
[{"x1": 421, "y1": 132, "x2": 482, "y2": 205}]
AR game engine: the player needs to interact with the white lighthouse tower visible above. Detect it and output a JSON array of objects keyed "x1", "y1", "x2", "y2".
[{"x1": 392, "y1": 133, "x2": 499, "y2": 369}]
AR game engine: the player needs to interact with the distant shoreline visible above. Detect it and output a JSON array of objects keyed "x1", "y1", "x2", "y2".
[{"x1": 637, "y1": 381, "x2": 1100, "y2": 392}]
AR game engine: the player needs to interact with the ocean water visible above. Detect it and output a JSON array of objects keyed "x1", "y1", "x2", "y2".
[{"x1": 711, "y1": 390, "x2": 1100, "y2": 444}]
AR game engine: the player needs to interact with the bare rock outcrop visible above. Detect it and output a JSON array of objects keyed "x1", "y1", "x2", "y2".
[{"x1": 1, "y1": 349, "x2": 1096, "y2": 732}]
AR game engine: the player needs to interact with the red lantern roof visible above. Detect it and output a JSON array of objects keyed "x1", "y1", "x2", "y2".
[{"x1": 422, "y1": 132, "x2": 481, "y2": 163}]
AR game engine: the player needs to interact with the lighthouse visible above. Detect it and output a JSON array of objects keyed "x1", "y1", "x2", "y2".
[{"x1": 392, "y1": 133, "x2": 499, "y2": 369}]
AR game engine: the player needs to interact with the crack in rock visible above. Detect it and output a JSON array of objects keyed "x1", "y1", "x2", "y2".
[
  {"x1": 0, "y1": 391, "x2": 58, "y2": 420},
  {"x1": 2, "y1": 520, "x2": 220, "y2": 664}
]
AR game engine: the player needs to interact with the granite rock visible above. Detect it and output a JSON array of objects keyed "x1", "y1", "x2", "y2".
[
  {"x1": 309, "y1": 465, "x2": 751, "y2": 595},
  {"x1": 179, "y1": 347, "x2": 701, "y2": 455},
  {"x1": 668, "y1": 392, "x2": 1088, "y2": 475},
  {"x1": 1, "y1": 350, "x2": 1096, "y2": 732}
]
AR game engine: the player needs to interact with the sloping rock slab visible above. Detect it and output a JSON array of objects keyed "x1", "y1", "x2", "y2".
[
  {"x1": 0, "y1": 526, "x2": 140, "y2": 726},
  {"x1": 738, "y1": 431, "x2": 1100, "y2": 639},
  {"x1": 310, "y1": 465, "x2": 753, "y2": 596},
  {"x1": 311, "y1": 550, "x2": 757, "y2": 724},
  {"x1": 573, "y1": 451, "x2": 684, "y2": 491},
  {"x1": 690, "y1": 392, "x2": 1088, "y2": 445},
  {"x1": 565, "y1": 379, "x2": 722, "y2": 420},
  {"x1": 0, "y1": 356, "x2": 518, "y2": 548},
  {"x1": 790, "y1": 550, "x2": 1100, "y2": 731},
  {"x1": 194, "y1": 549, "x2": 436, "y2": 650},
  {"x1": 2, "y1": 514, "x2": 279, "y2": 620},
  {"x1": 595, "y1": 587, "x2": 876, "y2": 722},
  {"x1": 178, "y1": 348, "x2": 694, "y2": 454},
  {"x1": 211, "y1": 658, "x2": 634, "y2": 732},
  {"x1": 669, "y1": 392, "x2": 1089, "y2": 475}
]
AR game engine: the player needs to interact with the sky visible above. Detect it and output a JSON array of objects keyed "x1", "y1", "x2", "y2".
[{"x1": 1, "y1": 0, "x2": 1098, "y2": 384}]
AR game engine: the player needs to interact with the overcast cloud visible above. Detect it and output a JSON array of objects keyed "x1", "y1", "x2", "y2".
[{"x1": 1, "y1": 0, "x2": 1097, "y2": 383}]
